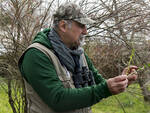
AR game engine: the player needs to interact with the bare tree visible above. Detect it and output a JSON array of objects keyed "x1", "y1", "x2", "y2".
[
  {"x1": 84, "y1": 0, "x2": 150, "y2": 102},
  {"x1": 0, "y1": 0, "x2": 55, "y2": 112}
]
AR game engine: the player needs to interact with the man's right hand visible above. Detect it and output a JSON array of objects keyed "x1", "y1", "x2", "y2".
[{"x1": 106, "y1": 75, "x2": 128, "y2": 95}]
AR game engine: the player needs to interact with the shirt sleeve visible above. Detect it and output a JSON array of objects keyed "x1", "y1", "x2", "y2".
[
  {"x1": 20, "y1": 48, "x2": 112, "y2": 112},
  {"x1": 84, "y1": 53, "x2": 106, "y2": 84}
]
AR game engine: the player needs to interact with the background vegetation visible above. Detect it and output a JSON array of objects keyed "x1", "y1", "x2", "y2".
[
  {"x1": 92, "y1": 84, "x2": 150, "y2": 113},
  {"x1": 0, "y1": 0, "x2": 150, "y2": 113},
  {"x1": 1, "y1": 81, "x2": 150, "y2": 113}
]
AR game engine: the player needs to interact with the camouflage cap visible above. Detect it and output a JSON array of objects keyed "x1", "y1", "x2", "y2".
[{"x1": 53, "y1": 2, "x2": 95, "y2": 25}]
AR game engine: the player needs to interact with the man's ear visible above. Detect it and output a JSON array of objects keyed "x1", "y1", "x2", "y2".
[{"x1": 58, "y1": 20, "x2": 67, "y2": 32}]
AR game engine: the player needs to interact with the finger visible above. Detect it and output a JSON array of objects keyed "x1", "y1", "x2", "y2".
[
  {"x1": 130, "y1": 69, "x2": 137, "y2": 74},
  {"x1": 128, "y1": 66, "x2": 138, "y2": 74},
  {"x1": 116, "y1": 79, "x2": 128, "y2": 88},
  {"x1": 122, "y1": 66, "x2": 138, "y2": 75},
  {"x1": 122, "y1": 67, "x2": 128, "y2": 75},
  {"x1": 130, "y1": 69, "x2": 137, "y2": 72},
  {"x1": 129, "y1": 65, "x2": 138, "y2": 70},
  {"x1": 114, "y1": 75, "x2": 127, "y2": 82},
  {"x1": 118, "y1": 87, "x2": 126, "y2": 93},
  {"x1": 128, "y1": 74, "x2": 137, "y2": 81}
]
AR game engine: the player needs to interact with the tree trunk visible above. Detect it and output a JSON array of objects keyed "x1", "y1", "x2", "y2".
[
  {"x1": 138, "y1": 72, "x2": 150, "y2": 102},
  {"x1": 8, "y1": 79, "x2": 17, "y2": 113}
]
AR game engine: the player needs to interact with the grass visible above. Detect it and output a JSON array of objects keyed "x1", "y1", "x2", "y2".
[
  {"x1": 0, "y1": 76, "x2": 150, "y2": 113},
  {"x1": 0, "y1": 89, "x2": 13, "y2": 113},
  {"x1": 92, "y1": 84, "x2": 150, "y2": 113},
  {"x1": 0, "y1": 77, "x2": 13, "y2": 113}
]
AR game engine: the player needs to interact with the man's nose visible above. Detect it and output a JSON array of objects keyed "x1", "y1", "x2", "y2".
[{"x1": 82, "y1": 26, "x2": 87, "y2": 35}]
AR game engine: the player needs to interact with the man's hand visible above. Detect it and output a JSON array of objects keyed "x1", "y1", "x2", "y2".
[
  {"x1": 127, "y1": 74, "x2": 137, "y2": 85},
  {"x1": 122, "y1": 65, "x2": 138, "y2": 86},
  {"x1": 107, "y1": 75, "x2": 128, "y2": 95},
  {"x1": 107, "y1": 66, "x2": 138, "y2": 95}
]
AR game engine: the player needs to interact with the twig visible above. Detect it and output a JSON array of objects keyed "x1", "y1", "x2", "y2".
[{"x1": 114, "y1": 96, "x2": 127, "y2": 113}]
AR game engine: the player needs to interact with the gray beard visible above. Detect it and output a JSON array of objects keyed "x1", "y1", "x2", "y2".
[
  {"x1": 79, "y1": 35, "x2": 86, "y2": 47},
  {"x1": 71, "y1": 35, "x2": 85, "y2": 50}
]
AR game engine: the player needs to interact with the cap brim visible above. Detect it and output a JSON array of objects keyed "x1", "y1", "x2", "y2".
[{"x1": 74, "y1": 18, "x2": 95, "y2": 25}]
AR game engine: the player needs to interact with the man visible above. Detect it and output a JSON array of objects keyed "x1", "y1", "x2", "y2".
[{"x1": 18, "y1": 2, "x2": 137, "y2": 113}]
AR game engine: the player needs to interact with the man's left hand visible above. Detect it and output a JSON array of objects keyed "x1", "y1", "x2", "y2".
[{"x1": 122, "y1": 65, "x2": 138, "y2": 86}]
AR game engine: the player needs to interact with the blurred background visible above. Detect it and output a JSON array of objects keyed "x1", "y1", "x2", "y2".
[{"x1": 0, "y1": 0, "x2": 150, "y2": 113}]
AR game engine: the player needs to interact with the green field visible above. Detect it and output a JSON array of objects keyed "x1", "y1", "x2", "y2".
[
  {"x1": 92, "y1": 84, "x2": 150, "y2": 113},
  {"x1": 0, "y1": 83, "x2": 13, "y2": 113},
  {"x1": 0, "y1": 80, "x2": 150, "y2": 113}
]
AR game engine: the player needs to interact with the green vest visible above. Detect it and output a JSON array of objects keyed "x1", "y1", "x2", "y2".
[{"x1": 23, "y1": 43, "x2": 92, "y2": 113}]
